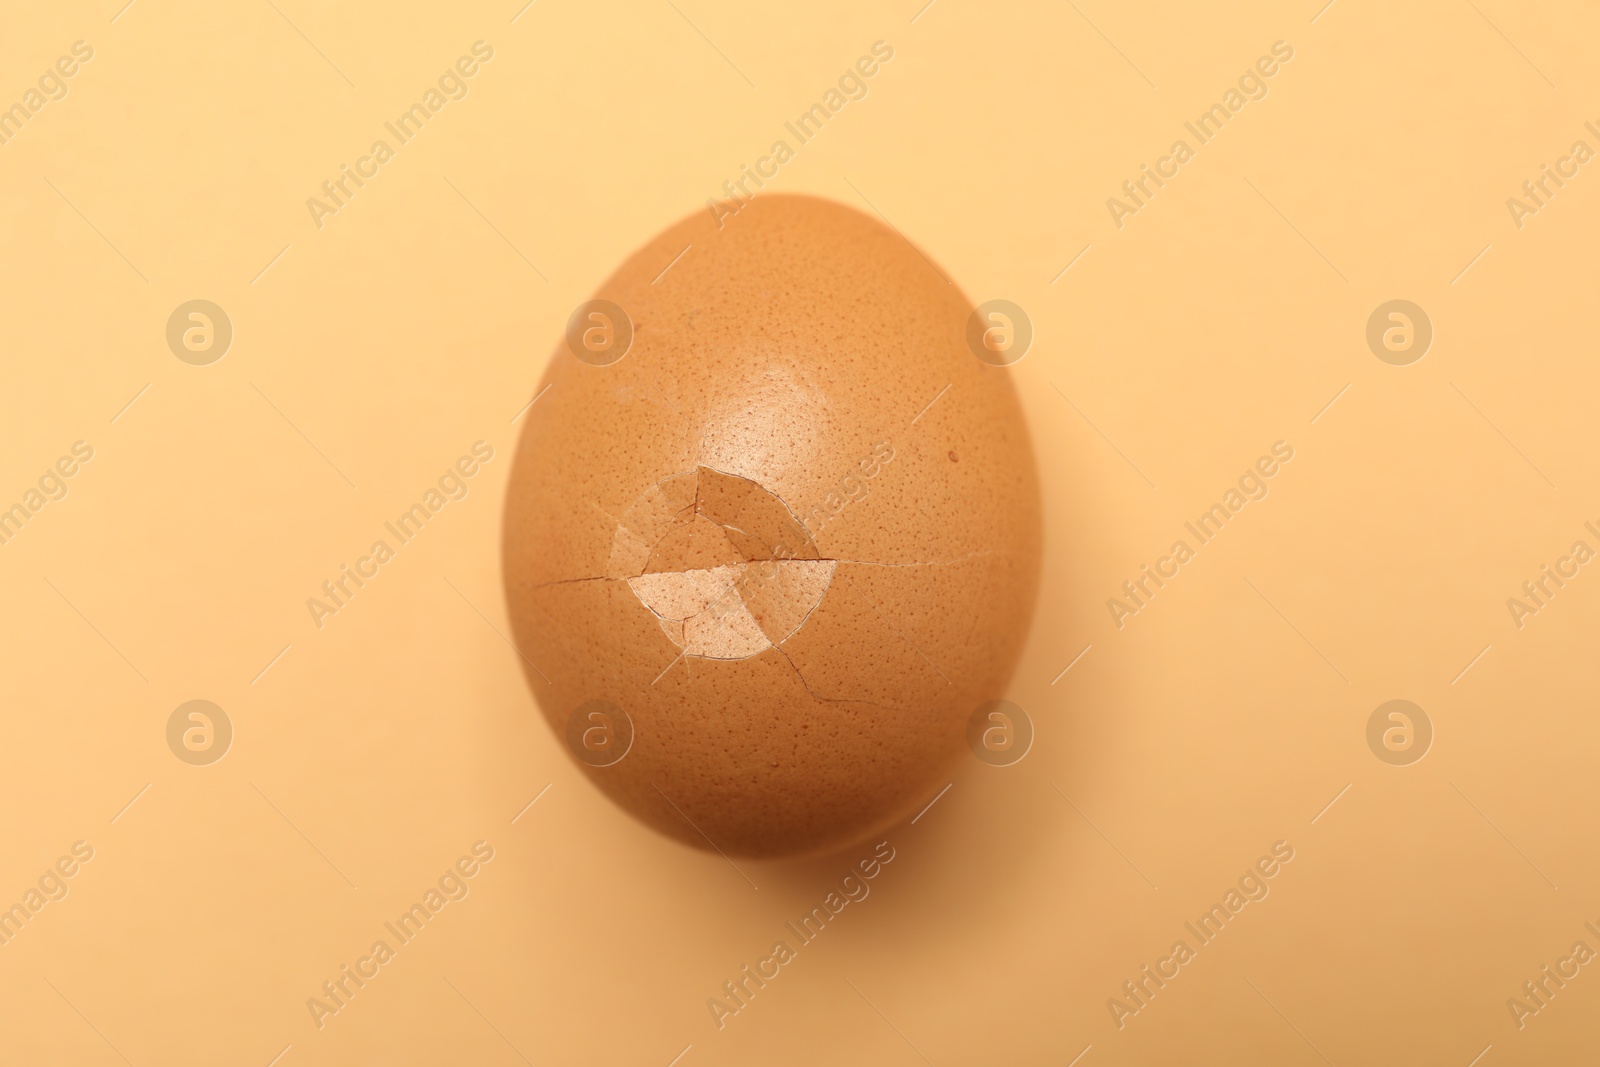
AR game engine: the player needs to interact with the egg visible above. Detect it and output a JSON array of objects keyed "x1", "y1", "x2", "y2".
[{"x1": 502, "y1": 194, "x2": 1041, "y2": 859}]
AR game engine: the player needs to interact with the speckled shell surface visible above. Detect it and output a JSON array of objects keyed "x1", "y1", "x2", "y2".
[{"x1": 502, "y1": 194, "x2": 1041, "y2": 859}]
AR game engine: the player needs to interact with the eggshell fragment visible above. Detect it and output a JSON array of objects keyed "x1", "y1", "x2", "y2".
[{"x1": 502, "y1": 194, "x2": 1041, "y2": 859}]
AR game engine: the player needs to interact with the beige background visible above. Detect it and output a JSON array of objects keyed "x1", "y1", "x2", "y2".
[{"x1": 3, "y1": 0, "x2": 1598, "y2": 1063}]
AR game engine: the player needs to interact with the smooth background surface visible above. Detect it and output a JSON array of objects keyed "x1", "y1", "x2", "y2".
[{"x1": 2, "y1": 1, "x2": 1597, "y2": 1063}]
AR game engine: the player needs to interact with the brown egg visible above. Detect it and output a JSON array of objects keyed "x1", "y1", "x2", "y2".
[{"x1": 502, "y1": 194, "x2": 1040, "y2": 859}]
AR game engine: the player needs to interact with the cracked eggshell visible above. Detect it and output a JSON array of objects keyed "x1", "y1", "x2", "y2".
[{"x1": 502, "y1": 193, "x2": 1041, "y2": 859}]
